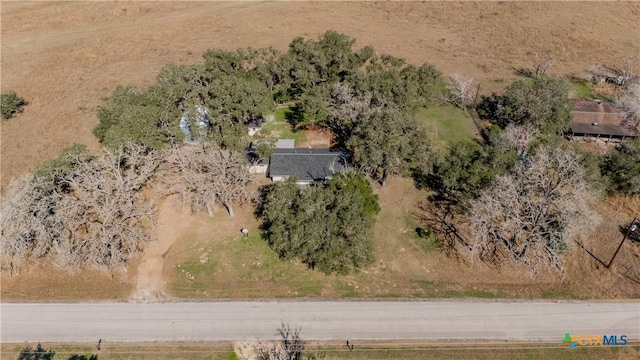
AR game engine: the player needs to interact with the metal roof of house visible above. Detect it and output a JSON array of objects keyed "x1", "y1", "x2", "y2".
[
  {"x1": 275, "y1": 139, "x2": 295, "y2": 148},
  {"x1": 269, "y1": 148, "x2": 349, "y2": 181},
  {"x1": 569, "y1": 99, "x2": 639, "y2": 138}
]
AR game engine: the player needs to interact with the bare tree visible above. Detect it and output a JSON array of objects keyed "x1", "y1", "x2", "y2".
[
  {"x1": 467, "y1": 147, "x2": 598, "y2": 274},
  {"x1": 276, "y1": 323, "x2": 305, "y2": 360},
  {"x1": 1, "y1": 143, "x2": 160, "y2": 272},
  {"x1": 611, "y1": 56, "x2": 638, "y2": 86},
  {"x1": 532, "y1": 53, "x2": 554, "y2": 78},
  {"x1": 159, "y1": 143, "x2": 254, "y2": 217},
  {"x1": 0, "y1": 175, "x2": 42, "y2": 276},
  {"x1": 446, "y1": 73, "x2": 477, "y2": 108},
  {"x1": 617, "y1": 79, "x2": 640, "y2": 131},
  {"x1": 589, "y1": 56, "x2": 638, "y2": 86},
  {"x1": 491, "y1": 124, "x2": 538, "y2": 150},
  {"x1": 233, "y1": 323, "x2": 304, "y2": 360},
  {"x1": 517, "y1": 53, "x2": 554, "y2": 78},
  {"x1": 329, "y1": 82, "x2": 376, "y2": 121}
]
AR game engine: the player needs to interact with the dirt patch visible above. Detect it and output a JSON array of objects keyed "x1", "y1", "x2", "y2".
[
  {"x1": 163, "y1": 203, "x2": 262, "y2": 298},
  {"x1": 299, "y1": 129, "x2": 333, "y2": 148},
  {"x1": 2, "y1": 1, "x2": 639, "y2": 190},
  {"x1": 130, "y1": 198, "x2": 189, "y2": 301},
  {"x1": 0, "y1": 262, "x2": 134, "y2": 301}
]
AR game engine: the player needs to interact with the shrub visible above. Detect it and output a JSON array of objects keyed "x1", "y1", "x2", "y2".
[{"x1": 1, "y1": 90, "x2": 26, "y2": 120}]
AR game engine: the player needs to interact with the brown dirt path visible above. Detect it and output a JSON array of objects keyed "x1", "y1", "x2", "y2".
[{"x1": 131, "y1": 198, "x2": 188, "y2": 301}]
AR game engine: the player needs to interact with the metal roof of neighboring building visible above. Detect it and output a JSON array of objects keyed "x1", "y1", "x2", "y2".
[{"x1": 569, "y1": 99, "x2": 638, "y2": 138}]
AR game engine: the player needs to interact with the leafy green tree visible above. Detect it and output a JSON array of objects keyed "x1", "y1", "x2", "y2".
[
  {"x1": 203, "y1": 48, "x2": 246, "y2": 76},
  {"x1": 67, "y1": 355, "x2": 98, "y2": 360},
  {"x1": 17, "y1": 343, "x2": 55, "y2": 360},
  {"x1": 288, "y1": 84, "x2": 331, "y2": 127},
  {"x1": 94, "y1": 85, "x2": 182, "y2": 150},
  {"x1": 95, "y1": 56, "x2": 271, "y2": 151},
  {"x1": 329, "y1": 170, "x2": 381, "y2": 217},
  {"x1": 478, "y1": 76, "x2": 572, "y2": 135},
  {"x1": 354, "y1": 56, "x2": 441, "y2": 110},
  {"x1": 257, "y1": 173, "x2": 379, "y2": 274},
  {"x1": 347, "y1": 107, "x2": 432, "y2": 186},
  {"x1": 601, "y1": 139, "x2": 640, "y2": 195},
  {"x1": 1, "y1": 90, "x2": 26, "y2": 120},
  {"x1": 34, "y1": 144, "x2": 92, "y2": 180},
  {"x1": 431, "y1": 142, "x2": 517, "y2": 201},
  {"x1": 285, "y1": 31, "x2": 362, "y2": 98},
  {"x1": 155, "y1": 63, "x2": 209, "y2": 109},
  {"x1": 204, "y1": 75, "x2": 271, "y2": 126}
]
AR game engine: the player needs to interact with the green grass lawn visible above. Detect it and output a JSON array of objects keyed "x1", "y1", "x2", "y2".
[
  {"x1": 171, "y1": 233, "x2": 326, "y2": 298},
  {"x1": 414, "y1": 105, "x2": 479, "y2": 154},
  {"x1": 260, "y1": 107, "x2": 307, "y2": 146},
  {"x1": 167, "y1": 176, "x2": 584, "y2": 300},
  {"x1": 567, "y1": 80, "x2": 612, "y2": 100},
  {"x1": 167, "y1": 179, "x2": 472, "y2": 299},
  {"x1": 569, "y1": 81, "x2": 595, "y2": 99}
]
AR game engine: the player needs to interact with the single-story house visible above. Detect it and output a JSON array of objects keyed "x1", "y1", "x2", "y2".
[
  {"x1": 568, "y1": 99, "x2": 638, "y2": 142},
  {"x1": 268, "y1": 148, "x2": 349, "y2": 186}
]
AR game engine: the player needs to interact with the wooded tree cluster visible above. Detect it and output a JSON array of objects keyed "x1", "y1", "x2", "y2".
[
  {"x1": 17, "y1": 343, "x2": 97, "y2": 360},
  {"x1": 1, "y1": 143, "x2": 160, "y2": 273},
  {"x1": 423, "y1": 65, "x2": 627, "y2": 274},
  {"x1": 477, "y1": 75, "x2": 572, "y2": 136},
  {"x1": 158, "y1": 143, "x2": 255, "y2": 217},
  {"x1": 468, "y1": 147, "x2": 597, "y2": 273},
  {"x1": 601, "y1": 139, "x2": 640, "y2": 196},
  {"x1": 95, "y1": 31, "x2": 441, "y2": 186},
  {"x1": 257, "y1": 173, "x2": 380, "y2": 274},
  {"x1": 1, "y1": 142, "x2": 253, "y2": 273}
]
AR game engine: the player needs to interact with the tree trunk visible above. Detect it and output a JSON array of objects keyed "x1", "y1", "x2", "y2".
[
  {"x1": 222, "y1": 201, "x2": 235, "y2": 218},
  {"x1": 381, "y1": 168, "x2": 389, "y2": 187},
  {"x1": 206, "y1": 202, "x2": 213, "y2": 218}
]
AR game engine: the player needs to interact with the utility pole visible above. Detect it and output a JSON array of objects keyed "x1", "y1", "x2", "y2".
[{"x1": 607, "y1": 217, "x2": 638, "y2": 268}]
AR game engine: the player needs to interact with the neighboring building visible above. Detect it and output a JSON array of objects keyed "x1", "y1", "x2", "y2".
[
  {"x1": 268, "y1": 148, "x2": 349, "y2": 186},
  {"x1": 245, "y1": 118, "x2": 263, "y2": 136},
  {"x1": 180, "y1": 105, "x2": 209, "y2": 143},
  {"x1": 568, "y1": 99, "x2": 638, "y2": 142}
]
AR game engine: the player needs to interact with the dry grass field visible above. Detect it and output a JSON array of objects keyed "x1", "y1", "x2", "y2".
[
  {"x1": 1, "y1": 2, "x2": 640, "y2": 301},
  {"x1": 2, "y1": 1, "x2": 639, "y2": 189},
  {"x1": 1, "y1": 341, "x2": 638, "y2": 360}
]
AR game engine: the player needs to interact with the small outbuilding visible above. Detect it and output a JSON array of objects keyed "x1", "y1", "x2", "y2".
[{"x1": 245, "y1": 118, "x2": 263, "y2": 136}]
